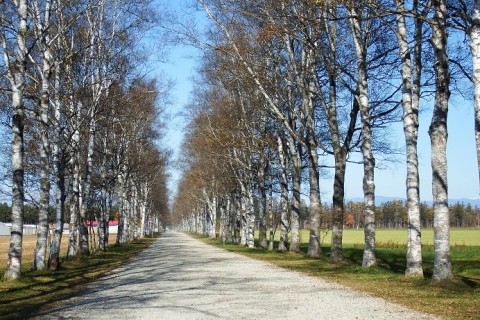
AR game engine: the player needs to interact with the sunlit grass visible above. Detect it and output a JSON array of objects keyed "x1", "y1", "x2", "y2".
[
  {"x1": 193, "y1": 229, "x2": 480, "y2": 319},
  {"x1": 294, "y1": 228, "x2": 480, "y2": 247}
]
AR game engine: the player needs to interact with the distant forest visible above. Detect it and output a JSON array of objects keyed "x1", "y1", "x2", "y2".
[
  {"x1": 283, "y1": 200, "x2": 480, "y2": 229},
  {"x1": 0, "y1": 203, "x2": 115, "y2": 226}
]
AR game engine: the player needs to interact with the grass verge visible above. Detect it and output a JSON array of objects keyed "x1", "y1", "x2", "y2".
[
  {"x1": 191, "y1": 234, "x2": 480, "y2": 320},
  {"x1": 0, "y1": 236, "x2": 158, "y2": 320}
]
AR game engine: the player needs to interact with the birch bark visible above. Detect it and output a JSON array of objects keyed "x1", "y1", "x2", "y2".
[
  {"x1": 283, "y1": 21, "x2": 322, "y2": 257},
  {"x1": 219, "y1": 197, "x2": 226, "y2": 243},
  {"x1": 116, "y1": 170, "x2": 127, "y2": 244},
  {"x1": 471, "y1": 1, "x2": 480, "y2": 197},
  {"x1": 288, "y1": 137, "x2": 302, "y2": 253},
  {"x1": 348, "y1": 7, "x2": 376, "y2": 268},
  {"x1": 258, "y1": 158, "x2": 268, "y2": 249},
  {"x1": 307, "y1": 129, "x2": 322, "y2": 258},
  {"x1": 78, "y1": 117, "x2": 95, "y2": 253},
  {"x1": 245, "y1": 187, "x2": 255, "y2": 248},
  {"x1": 48, "y1": 66, "x2": 66, "y2": 270},
  {"x1": 318, "y1": 6, "x2": 360, "y2": 263},
  {"x1": 2, "y1": 0, "x2": 27, "y2": 280},
  {"x1": 429, "y1": 0, "x2": 452, "y2": 281},
  {"x1": 67, "y1": 102, "x2": 81, "y2": 257},
  {"x1": 203, "y1": 189, "x2": 217, "y2": 239},
  {"x1": 395, "y1": 0, "x2": 424, "y2": 278},
  {"x1": 277, "y1": 135, "x2": 289, "y2": 252},
  {"x1": 31, "y1": 0, "x2": 53, "y2": 271},
  {"x1": 267, "y1": 176, "x2": 275, "y2": 251},
  {"x1": 225, "y1": 196, "x2": 232, "y2": 242}
]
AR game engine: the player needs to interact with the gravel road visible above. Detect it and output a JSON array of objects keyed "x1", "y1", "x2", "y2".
[{"x1": 38, "y1": 231, "x2": 438, "y2": 320}]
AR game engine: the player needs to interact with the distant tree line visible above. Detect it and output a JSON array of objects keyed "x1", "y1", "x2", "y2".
[
  {"x1": 245, "y1": 199, "x2": 480, "y2": 239},
  {"x1": 0, "y1": 202, "x2": 122, "y2": 226},
  {"x1": 330, "y1": 201, "x2": 480, "y2": 229}
]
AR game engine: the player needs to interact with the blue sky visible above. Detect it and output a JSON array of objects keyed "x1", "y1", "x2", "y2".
[{"x1": 161, "y1": 1, "x2": 480, "y2": 203}]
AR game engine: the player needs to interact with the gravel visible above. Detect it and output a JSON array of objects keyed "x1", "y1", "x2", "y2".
[{"x1": 37, "y1": 231, "x2": 438, "y2": 320}]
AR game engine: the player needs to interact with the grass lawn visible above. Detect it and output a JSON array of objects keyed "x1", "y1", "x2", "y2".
[
  {"x1": 313, "y1": 228, "x2": 480, "y2": 247},
  {"x1": 194, "y1": 228, "x2": 480, "y2": 319},
  {"x1": 0, "y1": 236, "x2": 157, "y2": 320}
]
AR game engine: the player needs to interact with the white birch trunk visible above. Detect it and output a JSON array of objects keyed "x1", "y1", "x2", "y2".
[
  {"x1": 239, "y1": 184, "x2": 247, "y2": 246},
  {"x1": 116, "y1": 171, "x2": 127, "y2": 244},
  {"x1": 139, "y1": 183, "x2": 150, "y2": 239},
  {"x1": 202, "y1": 189, "x2": 216, "y2": 239},
  {"x1": 277, "y1": 135, "x2": 289, "y2": 252},
  {"x1": 79, "y1": 116, "x2": 96, "y2": 254},
  {"x1": 67, "y1": 103, "x2": 81, "y2": 257},
  {"x1": 331, "y1": 151, "x2": 347, "y2": 263},
  {"x1": 245, "y1": 187, "x2": 255, "y2": 248},
  {"x1": 288, "y1": 138, "x2": 302, "y2": 253},
  {"x1": 219, "y1": 197, "x2": 226, "y2": 243},
  {"x1": 128, "y1": 182, "x2": 137, "y2": 240},
  {"x1": 471, "y1": 1, "x2": 480, "y2": 197},
  {"x1": 430, "y1": 0, "x2": 452, "y2": 281},
  {"x1": 225, "y1": 196, "x2": 233, "y2": 242},
  {"x1": 98, "y1": 136, "x2": 109, "y2": 250},
  {"x1": 307, "y1": 129, "x2": 322, "y2": 258},
  {"x1": 348, "y1": 8, "x2": 376, "y2": 267},
  {"x1": 319, "y1": 7, "x2": 359, "y2": 263},
  {"x1": 395, "y1": 0, "x2": 423, "y2": 278},
  {"x1": 209, "y1": 195, "x2": 216, "y2": 239},
  {"x1": 258, "y1": 160, "x2": 268, "y2": 249},
  {"x1": 32, "y1": 0, "x2": 53, "y2": 271},
  {"x1": 268, "y1": 183, "x2": 274, "y2": 251},
  {"x1": 48, "y1": 66, "x2": 65, "y2": 270},
  {"x1": 98, "y1": 185, "x2": 108, "y2": 250},
  {"x1": 2, "y1": 0, "x2": 27, "y2": 281}
]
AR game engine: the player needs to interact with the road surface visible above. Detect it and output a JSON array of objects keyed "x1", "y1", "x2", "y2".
[{"x1": 38, "y1": 231, "x2": 437, "y2": 319}]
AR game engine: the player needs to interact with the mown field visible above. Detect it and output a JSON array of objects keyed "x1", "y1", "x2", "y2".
[
  {"x1": 196, "y1": 228, "x2": 480, "y2": 319},
  {"x1": 302, "y1": 228, "x2": 480, "y2": 247}
]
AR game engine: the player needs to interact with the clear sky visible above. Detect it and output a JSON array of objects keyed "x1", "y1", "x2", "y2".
[{"x1": 160, "y1": 1, "x2": 480, "y2": 203}]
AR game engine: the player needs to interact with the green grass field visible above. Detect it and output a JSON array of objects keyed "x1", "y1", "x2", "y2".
[{"x1": 301, "y1": 228, "x2": 480, "y2": 247}]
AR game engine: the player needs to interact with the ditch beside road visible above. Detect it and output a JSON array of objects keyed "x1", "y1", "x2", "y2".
[{"x1": 37, "y1": 231, "x2": 438, "y2": 320}]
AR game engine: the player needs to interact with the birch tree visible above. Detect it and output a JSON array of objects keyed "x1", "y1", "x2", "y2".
[
  {"x1": 429, "y1": 0, "x2": 453, "y2": 281},
  {"x1": 47, "y1": 0, "x2": 83, "y2": 265},
  {"x1": 314, "y1": 3, "x2": 361, "y2": 263},
  {"x1": 1, "y1": 0, "x2": 28, "y2": 280},
  {"x1": 347, "y1": 2, "x2": 377, "y2": 267},
  {"x1": 393, "y1": 0, "x2": 428, "y2": 278},
  {"x1": 48, "y1": 60, "x2": 67, "y2": 269},
  {"x1": 276, "y1": 134, "x2": 290, "y2": 252},
  {"x1": 30, "y1": 0, "x2": 54, "y2": 271}
]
